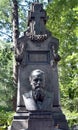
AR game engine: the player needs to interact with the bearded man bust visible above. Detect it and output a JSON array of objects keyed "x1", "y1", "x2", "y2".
[{"x1": 22, "y1": 69, "x2": 53, "y2": 111}]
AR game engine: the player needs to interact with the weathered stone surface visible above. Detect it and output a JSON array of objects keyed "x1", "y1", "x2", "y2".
[
  {"x1": 10, "y1": 111, "x2": 69, "y2": 130},
  {"x1": 10, "y1": 2, "x2": 69, "y2": 130},
  {"x1": 10, "y1": 112, "x2": 54, "y2": 130},
  {"x1": 28, "y1": 3, "x2": 47, "y2": 35},
  {"x1": 16, "y1": 35, "x2": 60, "y2": 112},
  {"x1": 72, "y1": 125, "x2": 78, "y2": 130}
]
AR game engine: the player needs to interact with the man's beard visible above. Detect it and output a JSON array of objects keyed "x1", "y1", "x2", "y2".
[{"x1": 32, "y1": 88, "x2": 45, "y2": 102}]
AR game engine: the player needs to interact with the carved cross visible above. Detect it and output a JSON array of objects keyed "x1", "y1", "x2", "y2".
[{"x1": 30, "y1": 4, "x2": 46, "y2": 35}]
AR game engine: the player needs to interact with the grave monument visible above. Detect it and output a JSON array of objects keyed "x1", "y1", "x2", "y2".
[{"x1": 10, "y1": 2, "x2": 69, "y2": 130}]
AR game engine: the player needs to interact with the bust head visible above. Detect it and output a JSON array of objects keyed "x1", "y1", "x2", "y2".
[
  {"x1": 29, "y1": 69, "x2": 45, "y2": 102},
  {"x1": 29, "y1": 69, "x2": 45, "y2": 90}
]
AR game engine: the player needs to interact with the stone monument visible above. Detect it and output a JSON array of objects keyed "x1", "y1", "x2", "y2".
[{"x1": 10, "y1": 2, "x2": 69, "y2": 130}]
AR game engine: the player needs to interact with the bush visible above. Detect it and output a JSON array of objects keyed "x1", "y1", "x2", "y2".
[
  {"x1": 62, "y1": 108, "x2": 78, "y2": 128},
  {"x1": 0, "y1": 110, "x2": 14, "y2": 129}
]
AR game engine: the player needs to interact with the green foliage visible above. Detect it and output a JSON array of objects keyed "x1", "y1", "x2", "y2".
[
  {"x1": 0, "y1": 0, "x2": 78, "y2": 128},
  {"x1": 0, "y1": 41, "x2": 15, "y2": 110},
  {"x1": 62, "y1": 109, "x2": 78, "y2": 128},
  {"x1": 0, "y1": 110, "x2": 14, "y2": 129},
  {"x1": 46, "y1": 0, "x2": 78, "y2": 127},
  {"x1": 0, "y1": 0, "x2": 12, "y2": 41}
]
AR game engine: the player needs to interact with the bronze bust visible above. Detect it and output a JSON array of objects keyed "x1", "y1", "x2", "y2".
[{"x1": 23, "y1": 69, "x2": 53, "y2": 111}]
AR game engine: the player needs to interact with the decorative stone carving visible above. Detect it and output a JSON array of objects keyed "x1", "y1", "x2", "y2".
[
  {"x1": 15, "y1": 36, "x2": 28, "y2": 64},
  {"x1": 28, "y1": 3, "x2": 47, "y2": 35},
  {"x1": 10, "y1": 2, "x2": 69, "y2": 130}
]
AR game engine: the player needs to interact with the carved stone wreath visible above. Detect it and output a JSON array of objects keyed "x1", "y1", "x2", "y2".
[{"x1": 26, "y1": 33, "x2": 48, "y2": 42}]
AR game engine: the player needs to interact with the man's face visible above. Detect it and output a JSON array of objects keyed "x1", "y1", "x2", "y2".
[
  {"x1": 30, "y1": 74, "x2": 44, "y2": 90},
  {"x1": 29, "y1": 70, "x2": 45, "y2": 102}
]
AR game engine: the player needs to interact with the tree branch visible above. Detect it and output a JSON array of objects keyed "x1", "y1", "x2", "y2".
[{"x1": 0, "y1": 31, "x2": 12, "y2": 40}]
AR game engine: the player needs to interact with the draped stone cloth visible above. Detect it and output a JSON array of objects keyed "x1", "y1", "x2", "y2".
[{"x1": 23, "y1": 90, "x2": 53, "y2": 111}]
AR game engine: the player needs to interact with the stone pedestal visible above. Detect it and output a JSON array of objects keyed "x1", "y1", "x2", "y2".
[
  {"x1": 10, "y1": 111, "x2": 54, "y2": 130},
  {"x1": 52, "y1": 108, "x2": 69, "y2": 130},
  {"x1": 10, "y1": 113, "x2": 29, "y2": 130},
  {"x1": 10, "y1": 109, "x2": 69, "y2": 130}
]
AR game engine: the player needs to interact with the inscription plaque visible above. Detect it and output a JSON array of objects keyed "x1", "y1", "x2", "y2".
[{"x1": 27, "y1": 51, "x2": 50, "y2": 64}]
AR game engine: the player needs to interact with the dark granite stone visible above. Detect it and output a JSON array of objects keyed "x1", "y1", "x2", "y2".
[
  {"x1": 10, "y1": 2, "x2": 69, "y2": 130},
  {"x1": 72, "y1": 125, "x2": 78, "y2": 130}
]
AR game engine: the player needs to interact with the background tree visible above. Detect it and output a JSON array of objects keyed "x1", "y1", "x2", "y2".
[
  {"x1": 12, "y1": 0, "x2": 19, "y2": 110},
  {"x1": 0, "y1": 0, "x2": 78, "y2": 127},
  {"x1": 0, "y1": 0, "x2": 12, "y2": 42},
  {"x1": 0, "y1": 42, "x2": 14, "y2": 110},
  {"x1": 46, "y1": 0, "x2": 78, "y2": 126}
]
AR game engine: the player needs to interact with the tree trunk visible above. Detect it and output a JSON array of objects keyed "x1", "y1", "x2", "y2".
[{"x1": 12, "y1": 0, "x2": 19, "y2": 110}]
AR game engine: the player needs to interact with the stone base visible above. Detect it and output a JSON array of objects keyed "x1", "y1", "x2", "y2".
[
  {"x1": 10, "y1": 108, "x2": 69, "y2": 130},
  {"x1": 10, "y1": 111, "x2": 54, "y2": 130},
  {"x1": 52, "y1": 107, "x2": 69, "y2": 130}
]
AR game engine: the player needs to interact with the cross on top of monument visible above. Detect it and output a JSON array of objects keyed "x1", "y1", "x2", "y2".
[{"x1": 28, "y1": 3, "x2": 47, "y2": 35}]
